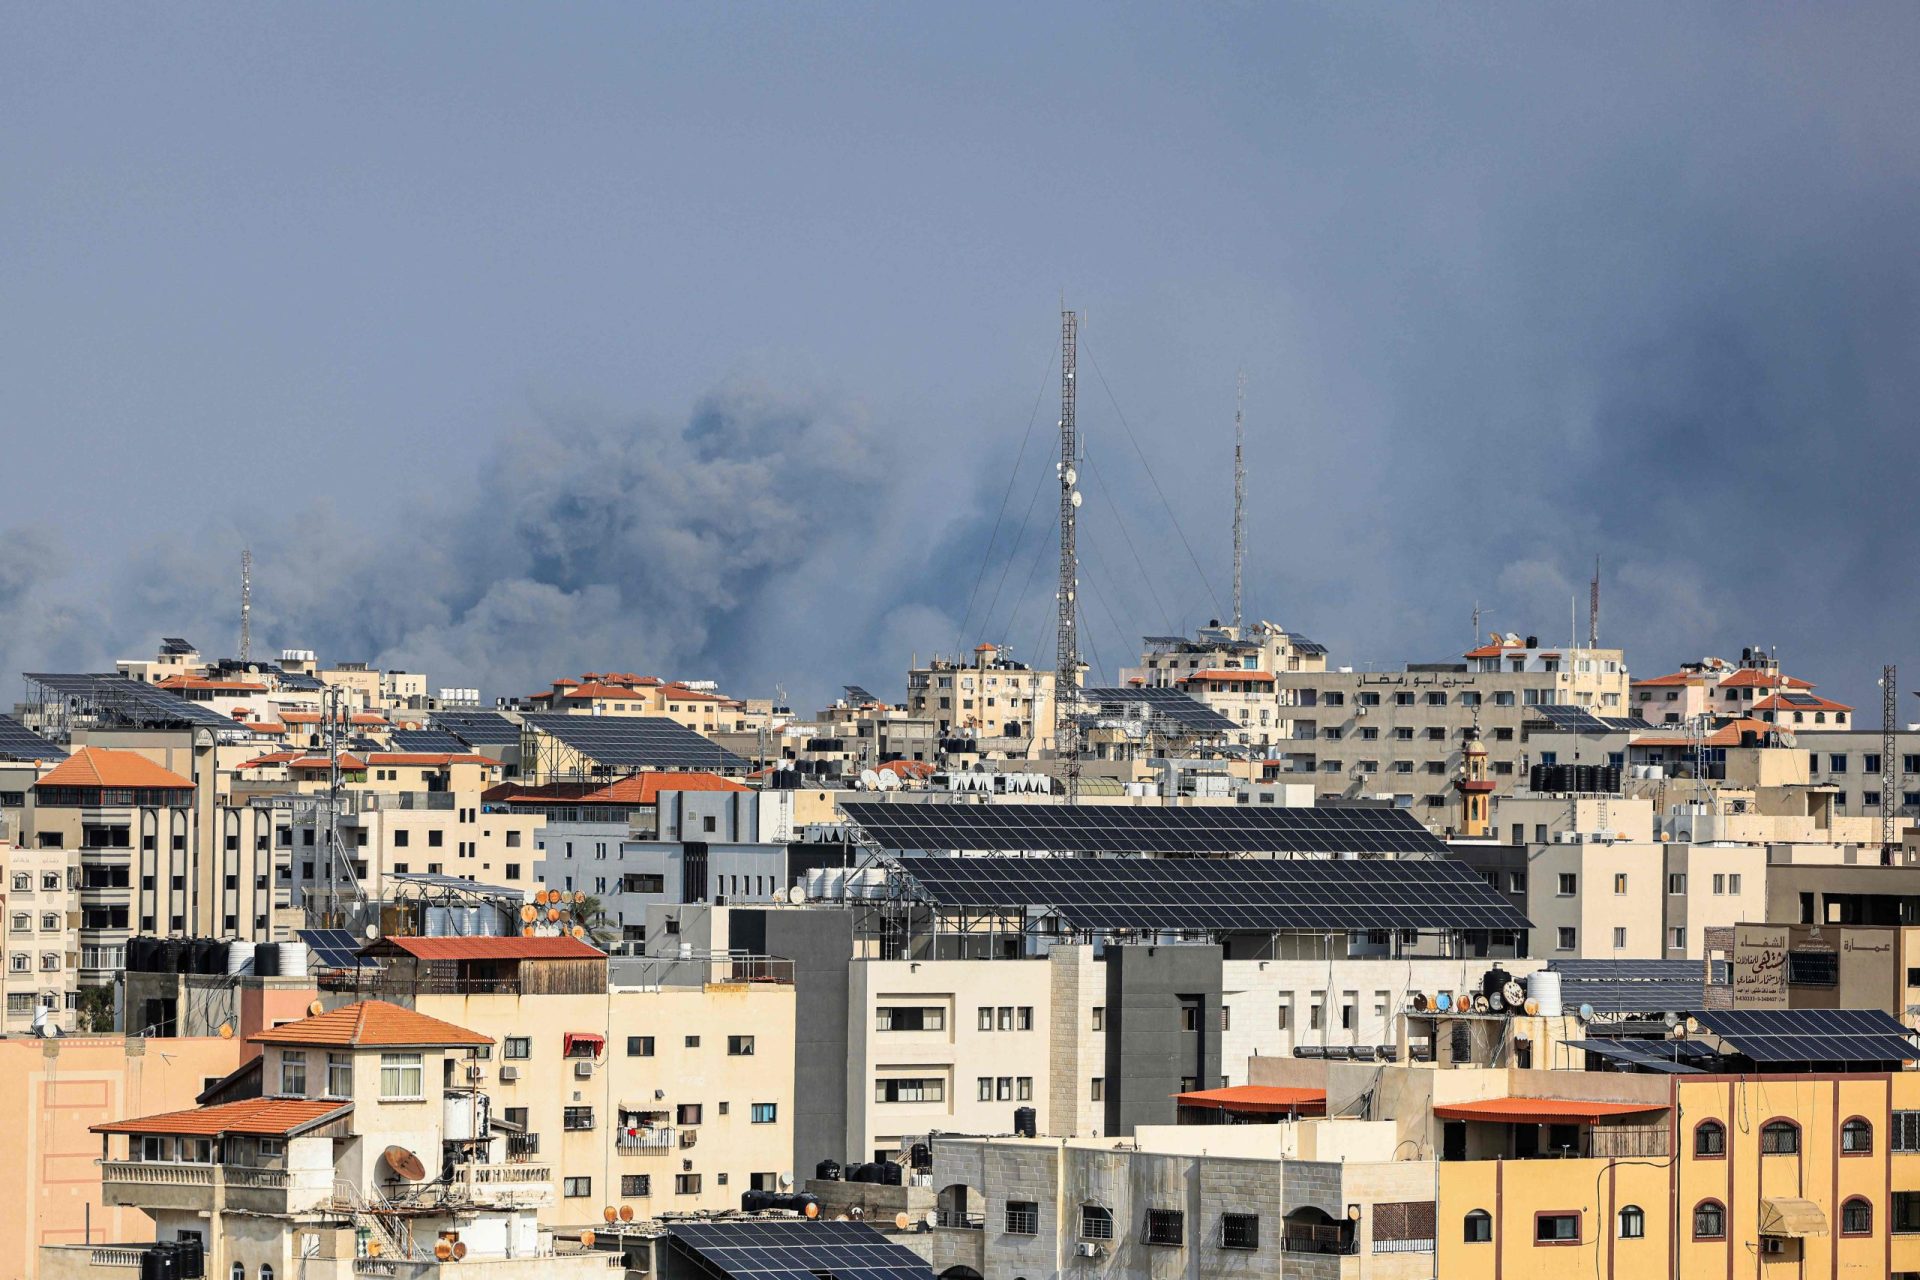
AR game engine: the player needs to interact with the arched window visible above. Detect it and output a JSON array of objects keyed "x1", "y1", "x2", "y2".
[
  {"x1": 1760, "y1": 1119, "x2": 1800, "y2": 1154},
  {"x1": 259, "y1": 1266, "x2": 274, "y2": 1280},
  {"x1": 1618, "y1": 1205, "x2": 1645, "y2": 1239},
  {"x1": 1842, "y1": 1117, "x2": 1873, "y2": 1154},
  {"x1": 1693, "y1": 1200, "x2": 1726, "y2": 1240},
  {"x1": 231, "y1": 1265, "x2": 245, "y2": 1280},
  {"x1": 1694, "y1": 1120, "x2": 1725, "y2": 1157},
  {"x1": 1842, "y1": 1198, "x2": 1872, "y2": 1236},
  {"x1": 1079, "y1": 1205, "x2": 1114, "y2": 1240},
  {"x1": 1464, "y1": 1210, "x2": 1492, "y2": 1243}
]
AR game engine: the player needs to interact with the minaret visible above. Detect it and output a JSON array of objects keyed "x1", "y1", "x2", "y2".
[{"x1": 1455, "y1": 726, "x2": 1494, "y2": 838}]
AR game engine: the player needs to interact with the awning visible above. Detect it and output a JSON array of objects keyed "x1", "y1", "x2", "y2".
[
  {"x1": 562, "y1": 1032, "x2": 605, "y2": 1058},
  {"x1": 1432, "y1": 1097, "x2": 1668, "y2": 1125},
  {"x1": 1759, "y1": 1197, "x2": 1827, "y2": 1239},
  {"x1": 1173, "y1": 1085, "x2": 1326, "y2": 1115}
]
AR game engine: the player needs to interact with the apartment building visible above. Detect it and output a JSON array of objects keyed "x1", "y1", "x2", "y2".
[
  {"x1": 906, "y1": 644, "x2": 1056, "y2": 754},
  {"x1": 1, "y1": 835, "x2": 78, "y2": 1031},
  {"x1": 512, "y1": 672, "x2": 771, "y2": 736}
]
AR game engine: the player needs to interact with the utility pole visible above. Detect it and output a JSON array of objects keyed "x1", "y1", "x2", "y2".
[
  {"x1": 1588, "y1": 556, "x2": 1600, "y2": 650},
  {"x1": 239, "y1": 549, "x2": 252, "y2": 663},
  {"x1": 1884, "y1": 664, "x2": 1899, "y2": 860},
  {"x1": 1055, "y1": 308, "x2": 1082, "y2": 802},
  {"x1": 1232, "y1": 371, "x2": 1246, "y2": 633}
]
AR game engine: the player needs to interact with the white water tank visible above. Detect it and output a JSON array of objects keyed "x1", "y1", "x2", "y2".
[
  {"x1": 1529, "y1": 971, "x2": 1564, "y2": 1018},
  {"x1": 227, "y1": 941, "x2": 254, "y2": 975},
  {"x1": 278, "y1": 941, "x2": 310, "y2": 978}
]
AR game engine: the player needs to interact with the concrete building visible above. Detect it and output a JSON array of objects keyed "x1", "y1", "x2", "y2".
[
  {"x1": 906, "y1": 644, "x2": 1056, "y2": 756},
  {"x1": 1, "y1": 833, "x2": 79, "y2": 1032}
]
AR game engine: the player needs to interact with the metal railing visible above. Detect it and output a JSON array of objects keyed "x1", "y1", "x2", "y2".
[
  {"x1": 936, "y1": 1209, "x2": 985, "y2": 1229},
  {"x1": 1282, "y1": 1228, "x2": 1357, "y2": 1256},
  {"x1": 616, "y1": 1129, "x2": 674, "y2": 1154},
  {"x1": 462, "y1": 1163, "x2": 553, "y2": 1186},
  {"x1": 1373, "y1": 1238, "x2": 1436, "y2": 1254}
]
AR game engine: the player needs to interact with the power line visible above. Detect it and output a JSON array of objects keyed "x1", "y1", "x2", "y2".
[
  {"x1": 981, "y1": 450, "x2": 1058, "y2": 644},
  {"x1": 953, "y1": 348, "x2": 1057, "y2": 651},
  {"x1": 1080, "y1": 446, "x2": 1174, "y2": 634}
]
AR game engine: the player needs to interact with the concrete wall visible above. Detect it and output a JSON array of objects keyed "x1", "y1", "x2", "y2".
[{"x1": 1105, "y1": 945, "x2": 1222, "y2": 1137}]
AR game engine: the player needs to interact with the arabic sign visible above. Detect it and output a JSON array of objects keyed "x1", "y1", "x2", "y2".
[{"x1": 1734, "y1": 926, "x2": 1790, "y2": 1008}]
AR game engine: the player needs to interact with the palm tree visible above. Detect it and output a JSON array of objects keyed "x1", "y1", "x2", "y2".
[{"x1": 572, "y1": 895, "x2": 619, "y2": 950}]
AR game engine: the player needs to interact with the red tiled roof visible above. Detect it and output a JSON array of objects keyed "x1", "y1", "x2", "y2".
[
  {"x1": 660, "y1": 683, "x2": 727, "y2": 702},
  {"x1": 565, "y1": 683, "x2": 645, "y2": 699},
  {"x1": 1633, "y1": 672, "x2": 1702, "y2": 687},
  {"x1": 250, "y1": 1000, "x2": 492, "y2": 1048},
  {"x1": 876, "y1": 760, "x2": 935, "y2": 779},
  {"x1": 486, "y1": 771, "x2": 746, "y2": 806},
  {"x1": 377, "y1": 936, "x2": 605, "y2": 962},
  {"x1": 1630, "y1": 717, "x2": 1777, "y2": 750},
  {"x1": 241, "y1": 752, "x2": 370, "y2": 771},
  {"x1": 34, "y1": 747, "x2": 194, "y2": 791},
  {"x1": 94, "y1": 1097, "x2": 351, "y2": 1138},
  {"x1": 1463, "y1": 643, "x2": 1510, "y2": 659},
  {"x1": 1433, "y1": 1097, "x2": 1667, "y2": 1124},
  {"x1": 1719, "y1": 670, "x2": 1813, "y2": 690},
  {"x1": 1753, "y1": 693, "x2": 1851, "y2": 713},
  {"x1": 1173, "y1": 1085, "x2": 1325, "y2": 1115}
]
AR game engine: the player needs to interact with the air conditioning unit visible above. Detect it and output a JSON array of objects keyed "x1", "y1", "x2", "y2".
[
  {"x1": 465, "y1": 1064, "x2": 484, "y2": 1081},
  {"x1": 1076, "y1": 1242, "x2": 1103, "y2": 1258},
  {"x1": 574, "y1": 1061, "x2": 594, "y2": 1079},
  {"x1": 498, "y1": 1066, "x2": 520, "y2": 1083}
]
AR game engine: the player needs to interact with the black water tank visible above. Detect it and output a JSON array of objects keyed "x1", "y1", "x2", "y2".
[
  {"x1": 194, "y1": 940, "x2": 222, "y2": 974},
  {"x1": 814, "y1": 1159, "x2": 841, "y2": 1181},
  {"x1": 254, "y1": 942, "x2": 280, "y2": 977},
  {"x1": 1482, "y1": 967, "x2": 1512, "y2": 998},
  {"x1": 909, "y1": 1142, "x2": 932, "y2": 1171},
  {"x1": 741, "y1": 1190, "x2": 775, "y2": 1213},
  {"x1": 157, "y1": 940, "x2": 181, "y2": 973},
  {"x1": 843, "y1": 1162, "x2": 872, "y2": 1184},
  {"x1": 175, "y1": 1237, "x2": 204, "y2": 1280},
  {"x1": 874, "y1": 1161, "x2": 902, "y2": 1186},
  {"x1": 1014, "y1": 1106, "x2": 1037, "y2": 1138}
]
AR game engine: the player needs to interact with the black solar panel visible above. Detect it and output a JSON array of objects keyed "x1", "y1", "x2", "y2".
[
  {"x1": 893, "y1": 853, "x2": 1531, "y2": 932},
  {"x1": 1077, "y1": 687, "x2": 1236, "y2": 733},
  {"x1": 429, "y1": 711, "x2": 521, "y2": 746},
  {"x1": 0, "y1": 714, "x2": 63, "y2": 762},
  {"x1": 843, "y1": 685, "x2": 881, "y2": 705},
  {"x1": 160, "y1": 637, "x2": 196, "y2": 655},
  {"x1": 298, "y1": 928, "x2": 365, "y2": 970},
  {"x1": 1561, "y1": 1039, "x2": 1707, "y2": 1073},
  {"x1": 389, "y1": 729, "x2": 471, "y2": 753},
  {"x1": 26, "y1": 672, "x2": 248, "y2": 731},
  {"x1": 843, "y1": 800, "x2": 1450, "y2": 857},
  {"x1": 1292, "y1": 638, "x2": 1329, "y2": 656},
  {"x1": 1779, "y1": 692, "x2": 1826, "y2": 707},
  {"x1": 669, "y1": 1220, "x2": 933, "y2": 1280},
  {"x1": 1551, "y1": 959, "x2": 1722, "y2": 981},
  {"x1": 1691, "y1": 1008, "x2": 1917, "y2": 1063},
  {"x1": 1529, "y1": 705, "x2": 1654, "y2": 733},
  {"x1": 520, "y1": 712, "x2": 747, "y2": 771}
]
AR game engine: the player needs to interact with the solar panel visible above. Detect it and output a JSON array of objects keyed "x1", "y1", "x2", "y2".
[
  {"x1": 843, "y1": 800, "x2": 1450, "y2": 857},
  {"x1": 1551, "y1": 959, "x2": 1716, "y2": 980},
  {"x1": 1292, "y1": 638, "x2": 1329, "y2": 656},
  {"x1": 389, "y1": 729, "x2": 471, "y2": 753},
  {"x1": 430, "y1": 711, "x2": 521, "y2": 746},
  {"x1": 843, "y1": 685, "x2": 882, "y2": 705},
  {"x1": 892, "y1": 853, "x2": 1531, "y2": 933},
  {"x1": 669, "y1": 1219, "x2": 934, "y2": 1280},
  {"x1": 1690, "y1": 1008, "x2": 1918, "y2": 1064},
  {"x1": 298, "y1": 928, "x2": 366, "y2": 970},
  {"x1": 520, "y1": 712, "x2": 748, "y2": 771},
  {"x1": 1077, "y1": 687, "x2": 1237, "y2": 733},
  {"x1": 1561, "y1": 1039, "x2": 1707, "y2": 1073},
  {"x1": 25, "y1": 672, "x2": 249, "y2": 731},
  {"x1": 0, "y1": 714, "x2": 63, "y2": 762},
  {"x1": 1780, "y1": 692, "x2": 1826, "y2": 707},
  {"x1": 160, "y1": 637, "x2": 196, "y2": 655},
  {"x1": 1528, "y1": 705, "x2": 1653, "y2": 733}
]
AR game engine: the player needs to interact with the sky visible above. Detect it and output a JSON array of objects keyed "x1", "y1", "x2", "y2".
[{"x1": 3, "y1": 5, "x2": 1919, "y2": 713}]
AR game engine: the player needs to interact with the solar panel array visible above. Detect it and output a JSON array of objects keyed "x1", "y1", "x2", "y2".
[
  {"x1": 668, "y1": 1220, "x2": 933, "y2": 1280},
  {"x1": 389, "y1": 729, "x2": 472, "y2": 753},
  {"x1": 0, "y1": 714, "x2": 63, "y2": 762},
  {"x1": 1529, "y1": 705, "x2": 1654, "y2": 733},
  {"x1": 843, "y1": 685, "x2": 881, "y2": 705},
  {"x1": 843, "y1": 801, "x2": 1450, "y2": 856},
  {"x1": 26, "y1": 672, "x2": 247, "y2": 731},
  {"x1": 1292, "y1": 638, "x2": 1329, "y2": 656},
  {"x1": 521, "y1": 712, "x2": 747, "y2": 771},
  {"x1": 298, "y1": 928, "x2": 365, "y2": 970},
  {"x1": 1077, "y1": 687, "x2": 1236, "y2": 733},
  {"x1": 1691, "y1": 1008, "x2": 1917, "y2": 1064},
  {"x1": 1779, "y1": 692, "x2": 1826, "y2": 707},
  {"x1": 1563, "y1": 1038, "x2": 1710, "y2": 1074},
  {"x1": 431, "y1": 711, "x2": 522, "y2": 746},
  {"x1": 894, "y1": 854, "x2": 1531, "y2": 932}
]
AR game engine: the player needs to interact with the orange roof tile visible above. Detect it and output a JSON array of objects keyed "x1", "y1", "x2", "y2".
[
  {"x1": 377, "y1": 936, "x2": 605, "y2": 962},
  {"x1": 94, "y1": 1097, "x2": 350, "y2": 1138},
  {"x1": 250, "y1": 999, "x2": 491, "y2": 1049},
  {"x1": 876, "y1": 760, "x2": 936, "y2": 779},
  {"x1": 1719, "y1": 669, "x2": 1813, "y2": 689},
  {"x1": 1753, "y1": 693, "x2": 1851, "y2": 713},
  {"x1": 1433, "y1": 1097, "x2": 1667, "y2": 1124},
  {"x1": 34, "y1": 747, "x2": 194, "y2": 791},
  {"x1": 660, "y1": 683, "x2": 727, "y2": 702},
  {"x1": 565, "y1": 683, "x2": 647, "y2": 699},
  {"x1": 1463, "y1": 643, "x2": 1509, "y2": 659},
  {"x1": 485, "y1": 772, "x2": 746, "y2": 807},
  {"x1": 1633, "y1": 672, "x2": 1703, "y2": 687},
  {"x1": 1173, "y1": 1085, "x2": 1325, "y2": 1114}
]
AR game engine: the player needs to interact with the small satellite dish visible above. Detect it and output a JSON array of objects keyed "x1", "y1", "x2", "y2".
[
  {"x1": 922, "y1": 1211, "x2": 937, "y2": 1230},
  {"x1": 1502, "y1": 981, "x2": 1527, "y2": 1008},
  {"x1": 1472, "y1": 994, "x2": 1490, "y2": 1013},
  {"x1": 308, "y1": 1000, "x2": 325, "y2": 1017},
  {"x1": 859, "y1": 769, "x2": 880, "y2": 790},
  {"x1": 787, "y1": 885, "x2": 806, "y2": 905},
  {"x1": 1686, "y1": 1016, "x2": 1701, "y2": 1034},
  {"x1": 1578, "y1": 1003, "x2": 1596, "y2": 1021},
  {"x1": 894, "y1": 1212, "x2": 911, "y2": 1230},
  {"x1": 521, "y1": 925, "x2": 535, "y2": 937},
  {"x1": 619, "y1": 1205, "x2": 634, "y2": 1223},
  {"x1": 1488, "y1": 992, "x2": 1505, "y2": 1013},
  {"x1": 218, "y1": 1022, "x2": 234, "y2": 1039},
  {"x1": 603, "y1": 1206, "x2": 618, "y2": 1223},
  {"x1": 571, "y1": 925, "x2": 586, "y2": 939},
  {"x1": 451, "y1": 1242, "x2": 467, "y2": 1261},
  {"x1": 433, "y1": 1241, "x2": 453, "y2": 1262},
  {"x1": 576, "y1": 1233, "x2": 592, "y2": 1250},
  {"x1": 383, "y1": 1146, "x2": 427, "y2": 1181},
  {"x1": 521, "y1": 905, "x2": 537, "y2": 923},
  {"x1": 1410, "y1": 993, "x2": 1428, "y2": 1012},
  {"x1": 1523, "y1": 998, "x2": 1540, "y2": 1016},
  {"x1": 1663, "y1": 1012, "x2": 1680, "y2": 1028},
  {"x1": 364, "y1": 924, "x2": 380, "y2": 941}
]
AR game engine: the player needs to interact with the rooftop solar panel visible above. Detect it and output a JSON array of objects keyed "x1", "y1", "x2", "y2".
[
  {"x1": 25, "y1": 672, "x2": 250, "y2": 731},
  {"x1": 389, "y1": 729, "x2": 471, "y2": 753},
  {"x1": 1690, "y1": 1008, "x2": 1917, "y2": 1063},
  {"x1": 1528, "y1": 705, "x2": 1654, "y2": 733},
  {"x1": 430, "y1": 711, "x2": 522, "y2": 746},
  {"x1": 668, "y1": 1220, "x2": 933, "y2": 1280},
  {"x1": 843, "y1": 800, "x2": 1450, "y2": 857},
  {"x1": 298, "y1": 928, "x2": 366, "y2": 970},
  {"x1": 892, "y1": 853, "x2": 1531, "y2": 933},
  {"x1": 521, "y1": 712, "x2": 748, "y2": 771},
  {"x1": 0, "y1": 714, "x2": 64, "y2": 762},
  {"x1": 843, "y1": 685, "x2": 882, "y2": 705},
  {"x1": 1292, "y1": 638, "x2": 1329, "y2": 656},
  {"x1": 1077, "y1": 687, "x2": 1237, "y2": 733}
]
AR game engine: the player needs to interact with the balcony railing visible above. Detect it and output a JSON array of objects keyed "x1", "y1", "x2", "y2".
[
  {"x1": 40, "y1": 1245, "x2": 147, "y2": 1269},
  {"x1": 460, "y1": 1163, "x2": 553, "y2": 1187},
  {"x1": 1373, "y1": 1238, "x2": 1436, "y2": 1254},
  {"x1": 225, "y1": 1166, "x2": 289, "y2": 1190},
  {"x1": 936, "y1": 1210, "x2": 985, "y2": 1229},
  {"x1": 100, "y1": 1160, "x2": 214, "y2": 1186},
  {"x1": 616, "y1": 1129, "x2": 674, "y2": 1154},
  {"x1": 1282, "y1": 1228, "x2": 1356, "y2": 1256}
]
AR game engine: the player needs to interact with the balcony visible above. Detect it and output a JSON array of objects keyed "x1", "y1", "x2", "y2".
[
  {"x1": 451, "y1": 1161, "x2": 555, "y2": 1209},
  {"x1": 616, "y1": 1128, "x2": 675, "y2": 1155},
  {"x1": 38, "y1": 1244, "x2": 148, "y2": 1280},
  {"x1": 99, "y1": 1160, "x2": 331, "y2": 1216}
]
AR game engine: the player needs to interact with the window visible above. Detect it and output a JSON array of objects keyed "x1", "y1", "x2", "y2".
[
  {"x1": 1618, "y1": 1205, "x2": 1644, "y2": 1239},
  {"x1": 876, "y1": 1006, "x2": 945, "y2": 1032},
  {"x1": 1005, "y1": 1201, "x2": 1039, "y2": 1234},
  {"x1": 873, "y1": 1078, "x2": 943, "y2": 1103},
  {"x1": 727, "y1": 1035, "x2": 755, "y2": 1056},
  {"x1": 1464, "y1": 1210, "x2": 1492, "y2": 1243},
  {"x1": 279, "y1": 1051, "x2": 307, "y2": 1096},
  {"x1": 1080, "y1": 1205, "x2": 1114, "y2": 1239},
  {"x1": 504, "y1": 1036, "x2": 530, "y2": 1060},
  {"x1": 1612, "y1": 927, "x2": 1627, "y2": 949},
  {"x1": 997, "y1": 1077, "x2": 1013, "y2": 1101},
  {"x1": 750, "y1": 1102, "x2": 776, "y2": 1124},
  {"x1": 1787, "y1": 950, "x2": 1838, "y2": 986},
  {"x1": 621, "y1": 1174, "x2": 651, "y2": 1197},
  {"x1": 379, "y1": 1053, "x2": 424, "y2": 1100},
  {"x1": 1893, "y1": 1190, "x2": 1920, "y2": 1233},
  {"x1": 1694, "y1": 1120, "x2": 1725, "y2": 1157},
  {"x1": 675, "y1": 1174, "x2": 702, "y2": 1195},
  {"x1": 998, "y1": 1006, "x2": 1014, "y2": 1031},
  {"x1": 1557, "y1": 873, "x2": 1576, "y2": 896},
  {"x1": 1091, "y1": 1006, "x2": 1104, "y2": 1031},
  {"x1": 326, "y1": 1053, "x2": 352, "y2": 1099},
  {"x1": 977, "y1": 1007, "x2": 993, "y2": 1031},
  {"x1": 1694, "y1": 1200, "x2": 1727, "y2": 1240},
  {"x1": 1612, "y1": 873, "x2": 1628, "y2": 895},
  {"x1": 1842, "y1": 1197, "x2": 1872, "y2": 1236},
  {"x1": 1670, "y1": 927, "x2": 1685, "y2": 951},
  {"x1": 977, "y1": 1077, "x2": 992, "y2": 1101},
  {"x1": 256, "y1": 1138, "x2": 283, "y2": 1158},
  {"x1": 1017, "y1": 1006, "x2": 1034, "y2": 1030},
  {"x1": 1894, "y1": 1111, "x2": 1920, "y2": 1151},
  {"x1": 1221, "y1": 1213, "x2": 1259, "y2": 1251},
  {"x1": 1556, "y1": 927, "x2": 1576, "y2": 951},
  {"x1": 1668, "y1": 873, "x2": 1686, "y2": 894},
  {"x1": 1535, "y1": 1213, "x2": 1579, "y2": 1245},
  {"x1": 563, "y1": 1177, "x2": 591, "y2": 1198},
  {"x1": 685, "y1": 1035, "x2": 700, "y2": 1048},
  {"x1": 1144, "y1": 1209, "x2": 1184, "y2": 1246},
  {"x1": 563, "y1": 1106, "x2": 594, "y2": 1131},
  {"x1": 1090, "y1": 1077, "x2": 1104, "y2": 1100},
  {"x1": 627, "y1": 1035, "x2": 655, "y2": 1057},
  {"x1": 1760, "y1": 1120, "x2": 1800, "y2": 1154},
  {"x1": 677, "y1": 1103, "x2": 703, "y2": 1125},
  {"x1": 1843, "y1": 1117, "x2": 1873, "y2": 1154}
]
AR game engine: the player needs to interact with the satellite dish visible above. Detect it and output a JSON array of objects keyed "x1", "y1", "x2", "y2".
[
  {"x1": 218, "y1": 1021, "x2": 234, "y2": 1039},
  {"x1": 308, "y1": 1000, "x2": 325, "y2": 1017},
  {"x1": 521, "y1": 905, "x2": 537, "y2": 923},
  {"x1": 787, "y1": 885, "x2": 806, "y2": 905},
  {"x1": 1472, "y1": 994, "x2": 1490, "y2": 1013},
  {"x1": 576, "y1": 1232, "x2": 593, "y2": 1250},
  {"x1": 383, "y1": 1146, "x2": 427, "y2": 1181},
  {"x1": 603, "y1": 1206, "x2": 618, "y2": 1223},
  {"x1": 895, "y1": 1212, "x2": 911, "y2": 1230},
  {"x1": 1778, "y1": 729, "x2": 1797, "y2": 747},
  {"x1": 779, "y1": 1171, "x2": 794, "y2": 1189},
  {"x1": 619, "y1": 1205, "x2": 634, "y2": 1223},
  {"x1": 1410, "y1": 992, "x2": 1428, "y2": 1012},
  {"x1": 573, "y1": 891, "x2": 586, "y2": 906},
  {"x1": 571, "y1": 925, "x2": 586, "y2": 939},
  {"x1": 451, "y1": 1242, "x2": 467, "y2": 1261},
  {"x1": 1686, "y1": 1016, "x2": 1701, "y2": 1034},
  {"x1": 859, "y1": 769, "x2": 880, "y2": 790},
  {"x1": 522, "y1": 925, "x2": 535, "y2": 937},
  {"x1": 1071, "y1": 490, "x2": 1083, "y2": 508},
  {"x1": 1577, "y1": 1003, "x2": 1596, "y2": 1021},
  {"x1": 364, "y1": 924, "x2": 380, "y2": 941},
  {"x1": 1488, "y1": 992, "x2": 1505, "y2": 1013},
  {"x1": 922, "y1": 1211, "x2": 937, "y2": 1230},
  {"x1": 433, "y1": 1242, "x2": 453, "y2": 1262},
  {"x1": 1502, "y1": 981, "x2": 1526, "y2": 1008},
  {"x1": 1663, "y1": 1012, "x2": 1680, "y2": 1028},
  {"x1": 1523, "y1": 998, "x2": 1540, "y2": 1016}
]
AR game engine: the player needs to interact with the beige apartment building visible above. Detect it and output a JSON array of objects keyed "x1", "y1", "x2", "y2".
[
  {"x1": 906, "y1": 644, "x2": 1057, "y2": 756},
  {"x1": 1, "y1": 834, "x2": 79, "y2": 1032},
  {"x1": 514, "y1": 673, "x2": 771, "y2": 735}
]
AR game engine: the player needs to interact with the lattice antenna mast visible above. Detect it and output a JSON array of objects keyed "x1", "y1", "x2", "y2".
[
  {"x1": 1055, "y1": 308, "x2": 1082, "y2": 801},
  {"x1": 1588, "y1": 556, "x2": 1600, "y2": 650},
  {"x1": 239, "y1": 548, "x2": 253, "y2": 662},
  {"x1": 318, "y1": 683, "x2": 364, "y2": 927},
  {"x1": 1231, "y1": 371, "x2": 1246, "y2": 633},
  {"x1": 1884, "y1": 664, "x2": 1899, "y2": 856}
]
